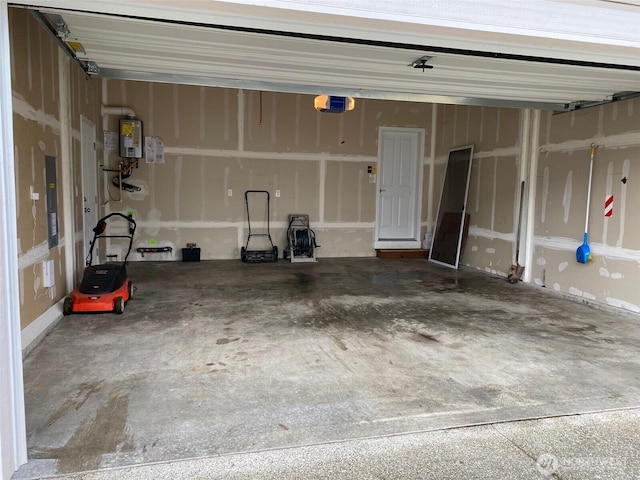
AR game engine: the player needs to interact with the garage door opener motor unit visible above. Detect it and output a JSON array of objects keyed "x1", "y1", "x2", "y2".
[{"x1": 284, "y1": 214, "x2": 319, "y2": 263}]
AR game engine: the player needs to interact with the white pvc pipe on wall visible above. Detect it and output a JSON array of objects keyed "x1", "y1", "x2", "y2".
[
  {"x1": 101, "y1": 105, "x2": 136, "y2": 118},
  {"x1": 0, "y1": 2, "x2": 28, "y2": 478}
]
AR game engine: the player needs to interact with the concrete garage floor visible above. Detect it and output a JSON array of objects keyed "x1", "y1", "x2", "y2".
[{"x1": 15, "y1": 258, "x2": 640, "y2": 478}]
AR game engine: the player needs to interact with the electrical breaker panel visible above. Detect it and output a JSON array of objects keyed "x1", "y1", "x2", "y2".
[{"x1": 119, "y1": 119, "x2": 143, "y2": 158}]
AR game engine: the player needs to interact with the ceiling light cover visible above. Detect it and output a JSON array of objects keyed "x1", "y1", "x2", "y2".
[{"x1": 314, "y1": 95, "x2": 355, "y2": 113}]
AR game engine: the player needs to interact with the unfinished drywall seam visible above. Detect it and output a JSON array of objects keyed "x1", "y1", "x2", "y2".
[
  {"x1": 319, "y1": 159, "x2": 326, "y2": 224},
  {"x1": 315, "y1": 110, "x2": 322, "y2": 148},
  {"x1": 26, "y1": 13, "x2": 32, "y2": 93},
  {"x1": 474, "y1": 146, "x2": 519, "y2": 159},
  {"x1": 475, "y1": 159, "x2": 481, "y2": 213},
  {"x1": 295, "y1": 94, "x2": 301, "y2": 146},
  {"x1": 541, "y1": 166, "x2": 549, "y2": 224},
  {"x1": 541, "y1": 132, "x2": 640, "y2": 153},
  {"x1": 359, "y1": 100, "x2": 366, "y2": 147},
  {"x1": 272, "y1": 172, "x2": 278, "y2": 219},
  {"x1": 237, "y1": 90, "x2": 244, "y2": 152},
  {"x1": 117, "y1": 79, "x2": 126, "y2": 106},
  {"x1": 223, "y1": 166, "x2": 230, "y2": 208},
  {"x1": 271, "y1": 93, "x2": 277, "y2": 145},
  {"x1": 11, "y1": 93, "x2": 60, "y2": 133},
  {"x1": 616, "y1": 158, "x2": 630, "y2": 248},
  {"x1": 174, "y1": 156, "x2": 183, "y2": 220},
  {"x1": 200, "y1": 158, "x2": 206, "y2": 220},
  {"x1": 468, "y1": 226, "x2": 514, "y2": 242},
  {"x1": 534, "y1": 235, "x2": 640, "y2": 262},
  {"x1": 491, "y1": 157, "x2": 497, "y2": 239},
  {"x1": 357, "y1": 168, "x2": 363, "y2": 222},
  {"x1": 132, "y1": 219, "x2": 375, "y2": 229},
  {"x1": 101, "y1": 79, "x2": 109, "y2": 215},
  {"x1": 337, "y1": 162, "x2": 344, "y2": 221},
  {"x1": 173, "y1": 85, "x2": 180, "y2": 139},
  {"x1": 294, "y1": 170, "x2": 300, "y2": 211},
  {"x1": 452, "y1": 106, "x2": 458, "y2": 146},
  {"x1": 465, "y1": 105, "x2": 471, "y2": 143},
  {"x1": 223, "y1": 89, "x2": 230, "y2": 142},
  {"x1": 427, "y1": 104, "x2": 437, "y2": 232},
  {"x1": 199, "y1": 87, "x2": 206, "y2": 141},
  {"x1": 162, "y1": 146, "x2": 375, "y2": 163},
  {"x1": 148, "y1": 83, "x2": 154, "y2": 133},
  {"x1": 523, "y1": 109, "x2": 541, "y2": 283},
  {"x1": 38, "y1": 24, "x2": 44, "y2": 129},
  {"x1": 58, "y1": 49, "x2": 75, "y2": 293},
  {"x1": 563, "y1": 170, "x2": 573, "y2": 224}
]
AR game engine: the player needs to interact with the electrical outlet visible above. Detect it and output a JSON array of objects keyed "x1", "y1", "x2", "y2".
[
  {"x1": 227, "y1": 189, "x2": 233, "y2": 197},
  {"x1": 42, "y1": 260, "x2": 54, "y2": 287},
  {"x1": 275, "y1": 190, "x2": 281, "y2": 198}
]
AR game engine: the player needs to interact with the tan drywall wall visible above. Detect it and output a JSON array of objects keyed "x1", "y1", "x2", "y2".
[
  {"x1": 432, "y1": 104, "x2": 522, "y2": 275},
  {"x1": 534, "y1": 100, "x2": 640, "y2": 312},
  {"x1": 10, "y1": 8, "x2": 101, "y2": 330},
  {"x1": 101, "y1": 80, "x2": 433, "y2": 260}
]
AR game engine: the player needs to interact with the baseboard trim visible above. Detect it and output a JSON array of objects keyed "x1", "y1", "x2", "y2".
[
  {"x1": 374, "y1": 240, "x2": 421, "y2": 249},
  {"x1": 21, "y1": 299, "x2": 64, "y2": 357}
]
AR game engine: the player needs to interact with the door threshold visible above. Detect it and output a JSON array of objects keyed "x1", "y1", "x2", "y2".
[{"x1": 376, "y1": 249, "x2": 430, "y2": 259}]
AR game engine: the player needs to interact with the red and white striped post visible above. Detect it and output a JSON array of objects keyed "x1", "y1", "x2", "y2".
[{"x1": 604, "y1": 194, "x2": 614, "y2": 217}]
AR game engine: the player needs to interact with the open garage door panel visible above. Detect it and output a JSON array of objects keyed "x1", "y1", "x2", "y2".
[{"x1": 24, "y1": 3, "x2": 640, "y2": 111}]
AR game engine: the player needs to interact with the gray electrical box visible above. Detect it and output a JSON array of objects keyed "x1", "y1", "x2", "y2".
[
  {"x1": 119, "y1": 119, "x2": 143, "y2": 158},
  {"x1": 45, "y1": 155, "x2": 58, "y2": 248}
]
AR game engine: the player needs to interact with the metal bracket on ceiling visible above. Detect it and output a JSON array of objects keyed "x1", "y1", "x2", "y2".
[
  {"x1": 558, "y1": 91, "x2": 640, "y2": 114},
  {"x1": 29, "y1": 10, "x2": 95, "y2": 79},
  {"x1": 411, "y1": 56, "x2": 434, "y2": 72}
]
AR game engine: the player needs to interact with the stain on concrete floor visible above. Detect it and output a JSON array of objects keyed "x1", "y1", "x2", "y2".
[{"x1": 16, "y1": 259, "x2": 640, "y2": 478}]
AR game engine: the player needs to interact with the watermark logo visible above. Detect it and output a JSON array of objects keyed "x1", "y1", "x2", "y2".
[
  {"x1": 536, "y1": 453, "x2": 625, "y2": 476},
  {"x1": 536, "y1": 453, "x2": 559, "y2": 476}
]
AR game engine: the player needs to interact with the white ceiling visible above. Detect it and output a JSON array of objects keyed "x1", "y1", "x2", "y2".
[{"x1": 19, "y1": 0, "x2": 640, "y2": 110}]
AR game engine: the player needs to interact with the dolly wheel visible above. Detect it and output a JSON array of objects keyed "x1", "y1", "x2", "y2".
[
  {"x1": 128, "y1": 281, "x2": 135, "y2": 299},
  {"x1": 273, "y1": 246, "x2": 278, "y2": 262},
  {"x1": 115, "y1": 297, "x2": 125, "y2": 314},
  {"x1": 240, "y1": 247, "x2": 247, "y2": 262},
  {"x1": 63, "y1": 297, "x2": 73, "y2": 316}
]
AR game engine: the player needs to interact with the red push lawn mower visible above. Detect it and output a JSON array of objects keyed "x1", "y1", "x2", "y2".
[{"x1": 63, "y1": 213, "x2": 136, "y2": 315}]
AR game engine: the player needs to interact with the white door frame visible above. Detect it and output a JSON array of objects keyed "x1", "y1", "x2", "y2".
[
  {"x1": 374, "y1": 126, "x2": 425, "y2": 249},
  {"x1": 0, "y1": 2, "x2": 28, "y2": 478}
]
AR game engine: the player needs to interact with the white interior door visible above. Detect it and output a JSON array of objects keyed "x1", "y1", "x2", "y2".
[
  {"x1": 375, "y1": 127, "x2": 424, "y2": 249},
  {"x1": 80, "y1": 116, "x2": 98, "y2": 264}
]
